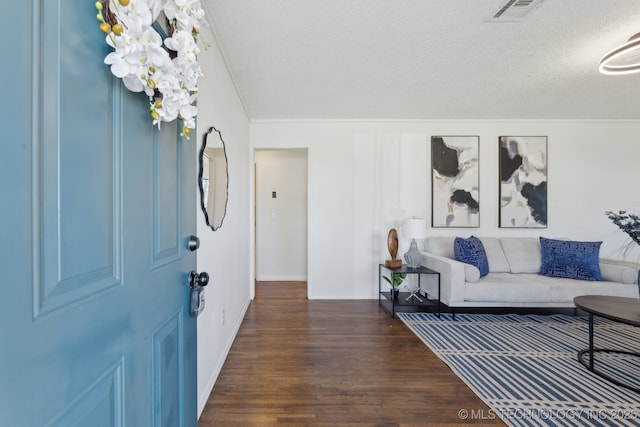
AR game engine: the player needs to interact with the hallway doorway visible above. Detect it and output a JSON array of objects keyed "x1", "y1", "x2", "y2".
[{"x1": 254, "y1": 149, "x2": 308, "y2": 295}]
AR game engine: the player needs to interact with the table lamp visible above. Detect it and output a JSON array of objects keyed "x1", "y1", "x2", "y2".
[{"x1": 402, "y1": 217, "x2": 428, "y2": 268}]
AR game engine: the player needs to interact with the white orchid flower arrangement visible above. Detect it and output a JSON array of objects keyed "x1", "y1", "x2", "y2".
[{"x1": 95, "y1": 0, "x2": 207, "y2": 138}]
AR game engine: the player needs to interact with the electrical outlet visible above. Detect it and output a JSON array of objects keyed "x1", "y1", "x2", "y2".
[{"x1": 221, "y1": 308, "x2": 225, "y2": 326}]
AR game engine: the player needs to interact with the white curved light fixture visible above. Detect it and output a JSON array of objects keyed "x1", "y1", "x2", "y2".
[{"x1": 599, "y1": 32, "x2": 640, "y2": 75}]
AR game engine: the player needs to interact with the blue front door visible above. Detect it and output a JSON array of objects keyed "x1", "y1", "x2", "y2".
[{"x1": 0, "y1": 2, "x2": 197, "y2": 426}]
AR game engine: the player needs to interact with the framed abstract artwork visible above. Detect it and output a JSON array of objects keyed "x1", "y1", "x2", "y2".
[
  {"x1": 431, "y1": 136, "x2": 480, "y2": 228},
  {"x1": 499, "y1": 136, "x2": 547, "y2": 228}
]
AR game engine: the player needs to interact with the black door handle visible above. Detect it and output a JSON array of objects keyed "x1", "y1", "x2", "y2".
[{"x1": 189, "y1": 271, "x2": 209, "y2": 288}]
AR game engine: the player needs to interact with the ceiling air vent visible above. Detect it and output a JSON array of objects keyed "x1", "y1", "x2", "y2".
[{"x1": 489, "y1": 0, "x2": 545, "y2": 22}]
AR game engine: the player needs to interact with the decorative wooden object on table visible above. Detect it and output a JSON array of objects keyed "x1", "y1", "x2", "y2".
[{"x1": 385, "y1": 228, "x2": 402, "y2": 268}]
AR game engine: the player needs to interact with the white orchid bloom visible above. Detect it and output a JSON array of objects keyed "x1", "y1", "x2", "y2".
[
  {"x1": 122, "y1": 75, "x2": 146, "y2": 93},
  {"x1": 158, "y1": 95, "x2": 181, "y2": 121},
  {"x1": 139, "y1": 27, "x2": 168, "y2": 66},
  {"x1": 110, "y1": 0, "x2": 154, "y2": 30},
  {"x1": 105, "y1": 34, "x2": 146, "y2": 78},
  {"x1": 164, "y1": 30, "x2": 187, "y2": 52},
  {"x1": 165, "y1": 0, "x2": 207, "y2": 32},
  {"x1": 146, "y1": 0, "x2": 165, "y2": 22},
  {"x1": 99, "y1": 0, "x2": 205, "y2": 132},
  {"x1": 175, "y1": 61, "x2": 202, "y2": 89},
  {"x1": 179, "y1": 102, "x2": 198, "y2": 128},
  {"x1": 156, "y1": 75, "x2": 181, "y2": 100}
]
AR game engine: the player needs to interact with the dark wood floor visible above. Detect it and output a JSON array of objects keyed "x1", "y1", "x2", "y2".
[{"x1": 198, "y1": 282, "x2": 504, "y2": 426}]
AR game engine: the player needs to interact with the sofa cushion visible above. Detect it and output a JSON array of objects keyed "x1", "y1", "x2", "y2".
[
  {"x1": 424, "y1": 236, "x2": 455, "y2": 258},
  {"x1": 464, "y1": 273, "x2": 639, "y2": 303},
  {"x1": 600, "y1": 263, "x2": 637, "y2": 284},
  {"x1": 539, "y1": 237, "x2": 602, "y2": 281},
  {"x1": 464, "y1": 273, "x2": 551, "y2": 303},
  {"x1": 478, "y1": 237, "x2": 510, "y2": 273},
  {"x1": 549, "y1": 276, "x2": 639, "y2": 302},
  {"x1": 499, "y1": 237, "x2": 541, "y2": 273},
  {"x1": 454, "y1": 236, "x2": 489, "y2": 277},
  {"x1": 464, "y1": 264, "x2": 481, "y2": 282}
]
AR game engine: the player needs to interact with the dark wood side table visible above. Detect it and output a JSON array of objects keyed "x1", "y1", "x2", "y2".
[
  {"x1": 378, "y1": 264, "x2": 440, "y2": 318},
  {"x1": 574, "y1": 295, "x2": 640, "y2": 393}
]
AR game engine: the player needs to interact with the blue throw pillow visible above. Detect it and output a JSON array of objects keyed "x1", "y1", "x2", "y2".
[
  {"x1": 454, "y1": 236, "x2": 489, "y2": 277},
  {"x1": 539, "y1": 237, "x2": 602, "y2": 281}
]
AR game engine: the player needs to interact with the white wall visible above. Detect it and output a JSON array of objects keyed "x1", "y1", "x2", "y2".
[
  {"x1": 195, "y1": 24, "x2": 251, "y2": 415},
  {"x1": 251, "y1": 120, "x2": 640, "y2": 300},
  {"x1": 255, "y1": 150, "x2": 308, "y2": 281}
]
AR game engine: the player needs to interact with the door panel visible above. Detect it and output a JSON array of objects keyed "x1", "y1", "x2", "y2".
[
  {"x1": 152, "y1": 311, "x2": 184, "y2": 426},
  {"x1": 0, "y1": 2, "x2": 197, "y2": 426},
  {"x1": 153, "y1": 129, "x2": 182, "y2": 268},
  {"x1": 38, "y1": 0, "x2": 122, "y2": 317},
  {"x1": 44, "y1": 361, "x2": 125, "y2": 427}
]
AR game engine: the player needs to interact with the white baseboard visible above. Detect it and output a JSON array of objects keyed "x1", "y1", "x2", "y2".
[{"x1": 197, "y1": 298, "x2": 251, "y2": 418}]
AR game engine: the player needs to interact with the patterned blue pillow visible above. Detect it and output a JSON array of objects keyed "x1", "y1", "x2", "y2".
[
  {"x1": 454, "y1": 236, "x2": 489, "y2": 277},
  {"x1": 539, "y1": 237, "x2": 602, "y2": 281}
]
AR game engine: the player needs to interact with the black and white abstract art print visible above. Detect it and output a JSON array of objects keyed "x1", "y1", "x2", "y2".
[
  {"x1": 499, "y1": 136, "x2": 547, "y2": 228},
  {"x1": 431, "y1": 136, "x2": 479, "y2": 228}
]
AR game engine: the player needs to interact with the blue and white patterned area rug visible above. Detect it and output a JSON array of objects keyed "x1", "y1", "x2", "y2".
[{"x1": 398, "y1": 312, "x2": 640, "y2": 427}]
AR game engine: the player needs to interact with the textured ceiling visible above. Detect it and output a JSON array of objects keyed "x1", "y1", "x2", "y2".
[{"x1": 202, "y1": 0, "x2": 640, "y2": 120}]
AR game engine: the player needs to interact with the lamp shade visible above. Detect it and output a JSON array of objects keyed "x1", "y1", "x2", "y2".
[{"x1": 402, "y1": 217, "x2": 428, "y2": 239}]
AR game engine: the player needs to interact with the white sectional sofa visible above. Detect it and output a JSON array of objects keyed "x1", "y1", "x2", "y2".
[{"x1": 417, "y1": 236, "x2": 639, "y2": 310}]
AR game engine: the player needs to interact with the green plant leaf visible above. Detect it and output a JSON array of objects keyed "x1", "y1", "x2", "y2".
[{"x1": 383, "y1": 273, "x2": 406, "y2": 287}]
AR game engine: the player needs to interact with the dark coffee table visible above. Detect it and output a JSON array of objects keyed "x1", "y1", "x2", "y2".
[{"x1": 574, "y1": 295, "x2": 640, "y2": 393}]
